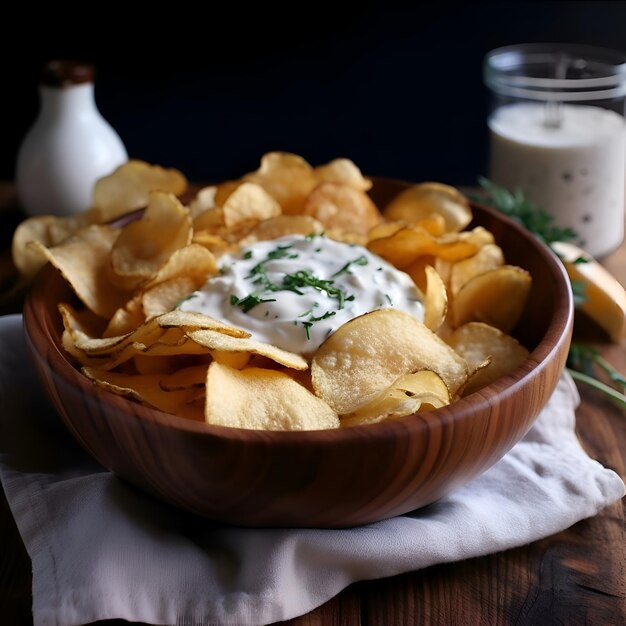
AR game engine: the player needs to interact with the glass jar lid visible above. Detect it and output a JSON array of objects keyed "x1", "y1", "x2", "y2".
[{"x1": 484, "y1": 43, "x2": 626, "y2": 101}]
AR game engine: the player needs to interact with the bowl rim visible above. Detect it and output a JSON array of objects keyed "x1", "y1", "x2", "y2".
[{"x1": 23, "y1": 193, "x2": 574, "y2": 445}]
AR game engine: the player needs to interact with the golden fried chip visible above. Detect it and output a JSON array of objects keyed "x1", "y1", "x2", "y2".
[
  {"x1": 452, "y1": 265, "x2": 532, "y2": 332},
  {"x1": 367, "y1": 228, "x2": 476, "y2": 269},
  {"x1": 104, "y1": 295, "x2": 145, "y2": 337},
  {"x1": 221, "y1": 182, "x2": 281, "y2": 228},
  {"x1": 341, "y1": 369, "x2": 451, "y2": 427},
  {"x1": 83, "y1": 367, "x2": 195, "y2": 415},
  {"x1": 311, "y1": 309, "x2": 468, "y2": 414},
  {"x1": 142, "y1": 277, "x2": 198, "y2": 319},
  {"x1": 110, "y1": 191, "x2": 192, "y2": 286},
  {"x1": 243, "y1": 151, "x2": 317, "y2": 214},
  {"x1": 12, "y1": 212, "x2": 96, "y2": 279},
  {"x1": 204, "y1": 363, "x2": 339, "y2": 430},
  {"x1": 188, "y1": 185, "x2": 218, "y2": 218},
  {"x1": 187, "y1": 329, "x2": 308, "y2": 370},
  {"x1": 143, "y1": 244, "x2": 217, "y2": 290},
  {"x1": 238, "y1": 215, "x2": 324, "y2": 245},
  {"x1": 156, "y1": 309, "x2": 250, "y2": 338},
  {"x1": 313, "y1": 158, "x2": 372, "y2": 191},
  {"x1": 93, "y1": 160, "x2": 187, "y2": 222},
  {"x1": 446, "y1": 322, "x2": 530, "y2": 395},
  {"x1": 423, "y1": 265, "x2": 448, "y2": 332},
  {"x1": 31, "y1": 224, "x2": 130, "y2": 318},
  {"x1": 191, "y1": 230, "x2": 237, "y2": 256},
  {"x1": 159, "y1": 364, "x2": 209, "y2": 391},
  {"x1": 303, "y1": 182, "x2": 381, "y2": 236},
  {"x1": 449, "y1": 243, "x2": 505, "y2": 296},
  {"x1": 383, "y1": 182, "x2": 472, "y2": 233}
]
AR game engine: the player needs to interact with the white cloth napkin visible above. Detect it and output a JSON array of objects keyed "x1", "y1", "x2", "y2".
[{"x1": 0, "y1": 314, "x2": 623, "y2": 626}]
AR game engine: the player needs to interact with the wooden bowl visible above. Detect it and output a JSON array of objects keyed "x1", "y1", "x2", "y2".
[{"x1": 22, "y1": 179, "x2": 573, "y2": 528}]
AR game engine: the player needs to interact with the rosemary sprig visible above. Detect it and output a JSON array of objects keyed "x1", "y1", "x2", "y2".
[{"x1": 477, "y1": 178, "x2": 625, "y2": 409}]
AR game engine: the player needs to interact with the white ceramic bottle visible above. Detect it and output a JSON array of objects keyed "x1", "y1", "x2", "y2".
[{"x1": 16, "y1": 60, "x2": 128, "y2": 217}]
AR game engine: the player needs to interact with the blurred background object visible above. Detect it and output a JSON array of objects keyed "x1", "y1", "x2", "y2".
[
  {"x1": 1, "y1": 2, "x2": 625, "y2": 187},
  {"x1": 16, "y1": 60, "x2": 128, "y2": 217}
]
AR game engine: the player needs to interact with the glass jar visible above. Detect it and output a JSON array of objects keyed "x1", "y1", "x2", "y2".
[{"x1": 484, "y1": 43, "x2": 626, "y2": 258}]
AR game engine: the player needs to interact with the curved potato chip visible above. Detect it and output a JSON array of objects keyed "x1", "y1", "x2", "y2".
[
  {"x1": 449, "y1": 243, "x2": 504, "y2": 296},
  {"x1": 188, "y1": 186, "x2": 218, "y2": 218},
  {"x1": 423, "y1": 265, "x2": 448, "y2": 332},
  {"x1": 110, "y1": 191, "x2": 192, "y2": 285},
  {"x1": 446, "y1": 322, "x2": 530, "y2": 395},
  {"x1": 221, "y1": 182, "x2": 281, "y2": 228},
  {"x1": 187, "y1": 328, "x2": 308, "y2": 370},
  {"x1": 452, "y1": 265, "x2": 532, "y2": 332},
  {"x1": 143, "y1": 244, "x2": 217, "y2": 290},
  {"x1": 93, "y1": 160, "x2": 187, "y2": 222},
  {"x1": 313, "y1": 158, "x2": 372, "y2": 191},
  {"x1": 341, "y1": 369, "x2": 451, "y2": 427},
  {"x1": 243, "y1": 151, "x2": 317, "y2": 214},
  {"x1": 156, "y1": 309, "x2": 250, "y2": 338},
  {"x1": 205, "y1": 363, "x2": 338, "y2": 431},
  {"x1": 12, "y1": 211, "x2": 95, "y2": 279},
  {"x1": 83, "y1": 367, "x2": 195, "y2": 415},
  {"x1": 142, "y1": 277, "x2": 198, "y2": 319},
  {"x1": 311, "y1": 309, "x2": 468, "y2": 414},
  {"x1": 367, "y1": 228, "x2": 476, "y2": 269},
  {"x1": 159, "y1": 364, "x2": 209, "y2": 391},
  {"x1": 384, "y1": 182, "x2": 472, "y2": 233},
  {"x1": 238, "y1": 215, "x2": 324, "y2": 246},
  {"x1": 31, "y1": 224, "x2": 130, "y2": 318},
  {"x1": 303, "y1": 182, "x2": 381, "y2": 236}
]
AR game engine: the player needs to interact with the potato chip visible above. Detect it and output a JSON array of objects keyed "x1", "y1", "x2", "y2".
[
  {"x1": 191, "y1": 231, "x2": 237, "y2": 256},
  {"x1": 83, "y1": 367, "x2": 195, "y2": 415},
  {"x1": 92, "y1": 160, "x2": 187, "y2": 222},
  {"x1": 446, "y1": 322, "x2": 530, "y2": 395},
  {"x1": 142, "y1": 277, "x2": 198, "y2": 319},
  {"x1": 193, "y1": 206, "x2": 223, "y2": 231},
  {"x1": 243, "y1": 151, "x2": 317, "y2": 214},
  {"x1": 12, "y1": 211, "x2": 95, "y2": 279},
  {"x1": 452, "y1": 265, "x2": 532, "y2": 332},
  {"x1": 156, "y1": 309, "x2": 250, "y2": 338},
  {"x1": 204, "y1": 363, "x2": 339, "y2": 430},
  {"x1": 303, "y1": 182, "x2": 381, "y2": 236},
  {"x1": 238, "y1": 215, "x2": 324, "y2": 246},
  {"x1": 110, "y1": 191, "x2": 192, "y2": 287},
  {"x1": 449, "y1": 243, "x2": 505, "y2": 296},
  {"x1": 187, "y1": 329, "x2": 308, "y2": 370},
  {"x1": 31, "y1": 224, "x2": 130, "y2": 318},
  {"x1": 313, "y1": 158, "x2": 372, "y2": 191},
  {"x1": 159, "y1": 364, "x2": 209, "y2": 391},
  {"x1": 188, "y1": 186, "x2": 218, "y2": 218},
  {"x1": 383, "y1": 182, "x2": 472, "y2": 233},
  {"x1": 341, "y1": 369, "x2": 451, "y2": 427},
  {"x1": 221, "y1": 182, "x2": 281, "y2": 228},
  {"x1": 311, "y1": 309, "x2": 468, "y2": 414},
  {"x1": 367, "y1": 228, "x2": 477, "y2": 269},
  {"x1": 423, "y1": 265, "x2": 448, "y2": 332},
  {"x1": 104, "y1": 295, "x2": 145, "y2": 337}
]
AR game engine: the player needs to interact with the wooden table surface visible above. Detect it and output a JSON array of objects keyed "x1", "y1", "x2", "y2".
[{"x1": 0, "y1": 183, "x2": 624, "y2": 625}]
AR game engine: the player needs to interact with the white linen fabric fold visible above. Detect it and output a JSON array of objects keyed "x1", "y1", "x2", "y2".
[{"x1": 0, "y1": 314, "x2": 623, "y2": 626}]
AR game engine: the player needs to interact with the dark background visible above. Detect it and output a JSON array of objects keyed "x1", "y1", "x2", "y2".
[{"x1": 2, "y1": 1, "x2": 625, "y2": 186}]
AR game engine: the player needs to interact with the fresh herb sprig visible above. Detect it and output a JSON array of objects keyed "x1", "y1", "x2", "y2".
[
  {"x1": 474, "y1": 177, "x2": 579, "y2": 246},
  {"x1": 476, "y1": 178, "x2": 626, "y2": 409}
]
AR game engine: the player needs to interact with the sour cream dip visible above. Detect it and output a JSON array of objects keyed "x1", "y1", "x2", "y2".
[{"x1": 179, "y1": 234, "x2": 424, "y2": 354}]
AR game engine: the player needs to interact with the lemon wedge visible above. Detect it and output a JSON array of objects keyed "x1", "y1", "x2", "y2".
[{"x1": 551, "y1": 241, "x2": 626, "y2": 341}]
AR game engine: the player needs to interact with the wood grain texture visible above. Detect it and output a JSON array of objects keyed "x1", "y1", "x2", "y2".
[
  {"x1": 0, "y1": 181, "x2": 623, "y2": 624},
  {"x1": 22, "y1": 181, "x2": 573, "y2": 528}
]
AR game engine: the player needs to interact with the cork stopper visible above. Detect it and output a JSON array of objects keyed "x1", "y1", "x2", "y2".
[{"x1": 40, "y1": 60, "x2": 95, "y2": 87}]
